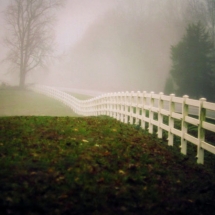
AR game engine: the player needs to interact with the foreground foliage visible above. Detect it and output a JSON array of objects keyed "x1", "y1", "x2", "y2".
[{"x1": 0, "y1": 116, "x2": 215, "y2": 215}]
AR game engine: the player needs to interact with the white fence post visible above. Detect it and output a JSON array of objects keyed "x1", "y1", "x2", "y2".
[
  {"x1": 148, "y1": 92, "x2": 154, "y2": 134},
  {"x1": 181, "y1": 95, "x2": 189, "y2": 154},
  {"x1": 120, "y1": 92, "x2": 125, "y2": 123},
  {"x1": 119, "y1": 92, "x2": 122, "y2": 121},
  {"x1": 106, "y1": 94, "x2": 110, "y2": 116},
  {"x1": 124, "y1": 92, "x2": 129, "y2": 124},
  {"x1": 168, "y1": 94, "x2": 175, "y2": 146},
  {"x1": 129, "y1": 92, "x2": 134, "y2": 124},
  {"x1": 197, "y1": 98, "x2": 207, "y2": 164},
  {"x1": 135, "y1": 91, "x2": 141, "y2": 126},
  {"x1": 112, "y1": 93, "x2": 116, "y2": 119},
  {"x1": 157, "y1": 92, "x2": 164, "y2": 138},
  {"x1": 116, "y1": 93, "x2": 119, "y2": 120},
  {"x1": 109, "y1": 94, "x2": 112, "y2": 117},
  {"x1": 141, "y1": 91, "x2": 147, "y2": 130}
]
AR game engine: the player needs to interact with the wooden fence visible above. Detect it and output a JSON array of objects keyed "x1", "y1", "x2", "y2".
[{"x1": 30, "y1": 85, "x2": 215, "y2": 164}]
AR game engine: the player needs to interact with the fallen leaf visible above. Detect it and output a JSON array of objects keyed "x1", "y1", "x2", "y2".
[
  {"x1": 82, "y1": 139, "x2": 89, "y2": 143},
  {"x1": 6, "y1": 197, "x2": 13, "y2": 202},
  {"x1": 67, "y1": 167, "x2": 72, "y2": 172},
  {"x1": 58, "y1": 194, "x2": 68, "y2": 199},
  {"x1": 105, "y1": 151, "x2": 111, "y2": 156},
  {"x1": 48, "y1": 168, "x2": 55, "y2": 173},
  {"x1": 30, "y1": 172, "x2": 37, "y2": 175},
  {"x1": 128, "y1": 163, "x2": 138, "y2": 170},
  {"x1": 97, "y1": 178, "x2": 104, "y2": 183},
  {"x1": 56, "y1": 176, "x2": 65, "y2": 182},
  {"x1": 31, "y1": 153, "x2": 39, "y2": 157},
  {"x1": 119, "y1": 170, "x2": 126, "y2": 175},
  {"x1": 147, "y1": 164, "x2": 153, "y2": 172}
]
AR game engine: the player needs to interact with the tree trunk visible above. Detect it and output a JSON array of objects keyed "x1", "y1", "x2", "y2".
[{"x1": 19, "y1": 69, "x2": 26, "y2": 89}]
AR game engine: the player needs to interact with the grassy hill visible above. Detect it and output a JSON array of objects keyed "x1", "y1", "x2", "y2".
[{"x1": 0, "y1": 116, "x2": 215, "y2": 215}]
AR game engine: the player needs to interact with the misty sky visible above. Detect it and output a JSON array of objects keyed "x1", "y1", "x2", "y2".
[
  {"x1": 0, "y1": 0, "x2": 116, "y2": 55},
  {"x1": 54, "y1": 0, "x2": 116, "y2": 53},
  {"x1": 0, "y1": 0, "x2": 200, "y2": 94}
]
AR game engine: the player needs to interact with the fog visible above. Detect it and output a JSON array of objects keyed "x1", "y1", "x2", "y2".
[{"x1": 0, "y1": 0, "x2": 204, "y2": 94}]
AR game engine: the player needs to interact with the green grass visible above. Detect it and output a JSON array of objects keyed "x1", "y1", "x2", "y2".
[
  {"x1": 0, "y1": 88, "x2": 80, "y2": 116},
  {"x1": 0, "y1": 116, "x2": 215, "y2": 215}
]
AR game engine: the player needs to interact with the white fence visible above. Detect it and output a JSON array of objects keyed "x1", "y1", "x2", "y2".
[{"x1": 30, "y1": 85, "x2": 215, "y2": 165}]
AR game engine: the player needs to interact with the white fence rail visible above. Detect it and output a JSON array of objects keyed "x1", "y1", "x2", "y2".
[{"x1": 30, "y1": 85, "x2": 215, "y2": 164}]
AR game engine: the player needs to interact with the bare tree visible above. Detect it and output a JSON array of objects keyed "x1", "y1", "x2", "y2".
[
  {"x1": 3, "y1": 0, "x2": 62, "y2": 88},
  {"x1": 206, "y1": 0, "x2": 215, "y2": 47}
]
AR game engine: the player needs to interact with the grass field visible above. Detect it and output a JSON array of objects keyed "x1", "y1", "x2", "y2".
[
  {"x1": 1, "y1": 89, "x2": 215, "y2": 214},
  {"x1": 0, "y1": 116, "x2": 215, "y2": 214},
  {"x1": 0, "y1": 88, "x2": 81, "y2": 116}
]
